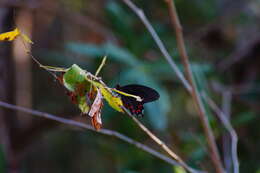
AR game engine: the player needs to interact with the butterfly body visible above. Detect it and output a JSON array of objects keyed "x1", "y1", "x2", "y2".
[{"x1": 116, "y1": 84, "x2": 160, "y2": 116}]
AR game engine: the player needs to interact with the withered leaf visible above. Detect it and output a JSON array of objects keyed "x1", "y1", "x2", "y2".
[{"x1": 88, "y1": 89, "x2": 103, "y2": 130}]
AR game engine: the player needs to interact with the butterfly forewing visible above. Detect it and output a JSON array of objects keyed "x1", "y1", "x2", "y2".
[
  {"x1": 116, "y1": 84, "x2": 159, "y2": 103},
  {"x1": 116, "y1": 84, "x2": 159, "y2": 116}
]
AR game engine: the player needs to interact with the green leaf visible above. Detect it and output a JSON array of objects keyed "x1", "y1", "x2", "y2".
[
  {"x1": 62, "y1": 64, "x2": 91, "y2": 114},
  {"x1": 78, "y1": 96, "x2": 90, "y2": 114},
  {"x1": 63, "y1": 64, "x2": 87, "y2": 91}
]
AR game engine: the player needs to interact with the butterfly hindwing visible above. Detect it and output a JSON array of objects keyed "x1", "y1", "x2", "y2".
[{"x1": 121, "y1": 95, "x2": 144, "y2": 116}]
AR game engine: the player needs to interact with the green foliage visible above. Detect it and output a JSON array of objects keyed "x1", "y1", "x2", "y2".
[
  {"x1": 63, "y1": 64, "x2": 86, "y2": 91},
  {"x1": 62, "y1": 64, "x2": 90, "y2": 114},
  {"x1": 77, "y1": 95, "x2": 90, "y2": 114}
]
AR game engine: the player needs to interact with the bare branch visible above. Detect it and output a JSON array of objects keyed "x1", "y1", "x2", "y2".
[
  {"x1": 222, "y1": 91, "x2": 232, "y2": 173},
  {"x1": 0, "y1": 101, "x2": 181, "y2": 169},
  {"x1": 0, "y1": 101, "x2": 204, "y2": 173},
  {"x1": 122, "y1": 107, "x2": 203, "y2": 173},
  {"x1": 120, "y1": 0, "x2": 225, "y2": 172},
  {"x1": 202, "y1": 93, "x2": 239, "y2": 173},
  {"x1": 121, "y1": 0, "x2": 191, "y2": 92},
  {"x1": 164, "y1": 0, "x2": 225, "y2": 172}
]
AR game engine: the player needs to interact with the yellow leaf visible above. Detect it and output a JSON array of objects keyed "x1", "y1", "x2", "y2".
[
  {"x1": 100, "y1": 86, "x2": 124, "y2": 113},
  {"x1": 0, "y1": 28, "x2": 20, "y2": 41},
  {"x1": 89, "y1": 81, "x2": 124, "y2": 113},
  {"x1": 78, "y1": 96, "x2": 90, "y2": 114},
  {"x1": 83, "y1": 71, "x2": 124, "y2": 113}
]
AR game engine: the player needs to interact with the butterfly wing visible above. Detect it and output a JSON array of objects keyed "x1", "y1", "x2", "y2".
[
  {"x1": 120, "y1": 96, "x2": 144, "y2": 116},
  {"x1": 117, "y1": 84, "x2": 160, "y2": 103},
  {"x1": 116, "y1": 84, "x2": 159, "y2": 116}
]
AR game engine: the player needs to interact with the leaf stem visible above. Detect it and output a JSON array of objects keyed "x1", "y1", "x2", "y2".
[{"x1": 95, "y1": 56, "x2": 107, "y2": 76}]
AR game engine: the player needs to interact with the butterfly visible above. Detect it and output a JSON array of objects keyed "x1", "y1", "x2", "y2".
[{"x1": 116, "y1": 84, "x2": 160, "y2": 116}]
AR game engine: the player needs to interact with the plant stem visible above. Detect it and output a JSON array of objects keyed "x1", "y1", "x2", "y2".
[
  {"x1": 121, "y1": 0, "x2": 191, "y2": 92},
  {"x1": 122, "y1": 107, "x2": 204, "y2": 173},
  {"x1": 165, "y1": 1, "x2": 225, "y2": 172},
  {"x1": 120, "y1": 0, "x2": 225, "y2": 172},
  {"x1": 0, "y1": 100, "x2": 187, "y2": 170},
  {"x1": 202, "y1": 93, "x2": 239, "y2": 173}
]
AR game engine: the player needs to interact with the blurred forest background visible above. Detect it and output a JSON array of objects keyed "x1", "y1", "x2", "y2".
[{"x1": 0, "y1": 0, "x2": 260, "y2": 173}]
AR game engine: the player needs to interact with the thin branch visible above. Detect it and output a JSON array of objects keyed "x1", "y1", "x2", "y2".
[
  {"x1": 0, "y1": 101, "x2": 204, "y2": 173},
  {"x1": 164, "y1": 1, "x2": 225, "y2": 172},
  {"x1": 222, "y1": 91, "x2": 232, "y2": 173},
  {"x1": 95, "y1": 56, "x2": 107, "y2": 76},
  {"x1": 121, "y1": 0, "x2": 191, "y2": 92},
  {"x1": 122, "y1": 0, "x2": 224, "y2": 171},
  {"x1": 202, "y1": 93, "x2": 239, "y2": 173},
  {"x1": 0, "y1": 101, "x2": 181, "y2": 169},
  {"x1": 122, "y1": 107, "x2": 203, "y2": 173}
]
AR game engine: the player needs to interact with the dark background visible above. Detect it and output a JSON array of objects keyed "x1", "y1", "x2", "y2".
[{"x1": 0, "y1": 0, "x2": 259, "y2": 172}]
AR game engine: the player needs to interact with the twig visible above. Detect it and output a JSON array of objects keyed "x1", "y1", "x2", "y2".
[
  {"x1": 222, "y1": 91, "x2": 232, "y2": 173},
  {"x1": 122, "y1": 107, "x2": 203, "y2": 173},
  {"x1": 0, "y1": 100, "x2": 204, "y2": 173},
  {"x1": 164, "y1": 1, "x2": 225, "y2": 172},
  {"x1": 121, "y1": 0, "x2": 191, "y2": 92},
  {"x1": 95, "y1": 56, "x2": 107, "y2": 76},
  {"x1": 121, "y1": 0, "x2": 224, "y2": 172},
  {"x1": 19, "y1": 37, "x2": 58, "y2": 80},
  {"x1": 0, "y1": 101, "x2": 183, "y2": 170},
  {"x1": 202, "y1": 93, "x2": 239, "y2": 173}
]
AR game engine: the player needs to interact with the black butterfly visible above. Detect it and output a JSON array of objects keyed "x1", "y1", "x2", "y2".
[{"x1": 116, "y1": 84, "x2": 160, "y2": 116}]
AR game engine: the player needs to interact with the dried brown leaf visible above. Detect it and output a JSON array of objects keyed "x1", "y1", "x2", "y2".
[{"x1": 88, "y1": 89, "x2": 103, "y2": 130}]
